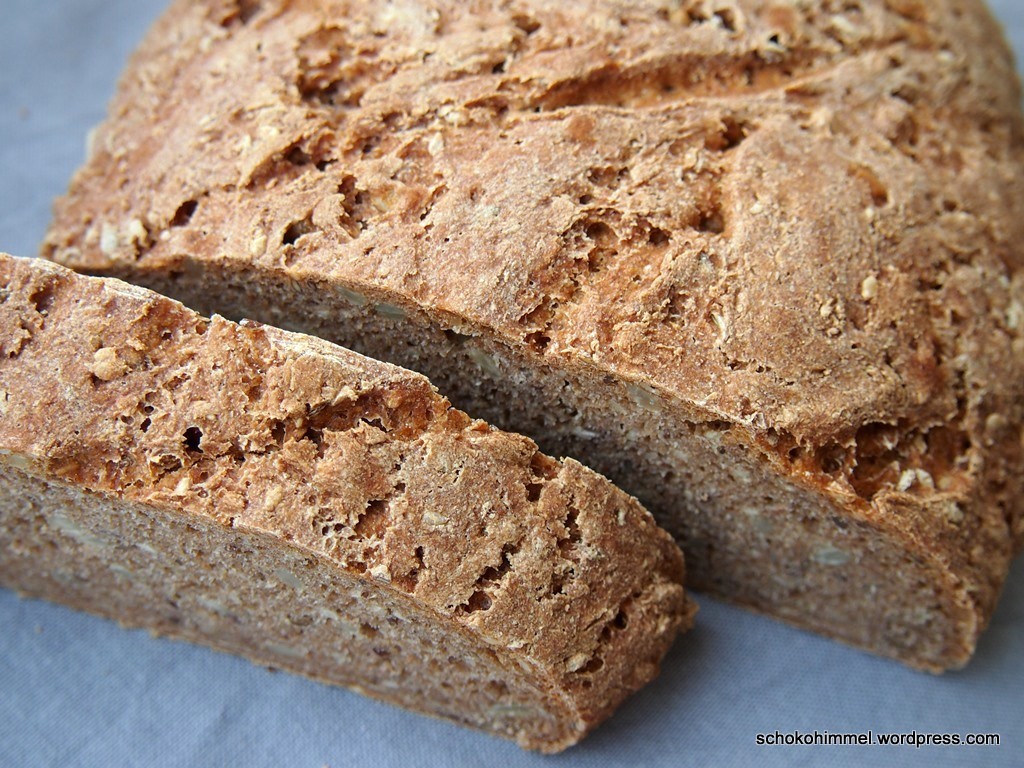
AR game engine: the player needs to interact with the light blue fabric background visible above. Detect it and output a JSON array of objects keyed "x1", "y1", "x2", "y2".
[{"x1": 1, "y1": 2, "x2": 1022, "y2": 766}]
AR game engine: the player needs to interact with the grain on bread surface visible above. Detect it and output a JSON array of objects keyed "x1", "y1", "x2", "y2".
[
  {"x1": 44, "y1": 0, "x2": 1024, "y2": 669},
  {"x1": 0, "y1": 253, "x2": 693, "y2": 752}
]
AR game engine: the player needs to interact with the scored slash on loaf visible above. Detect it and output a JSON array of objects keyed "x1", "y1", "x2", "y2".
[
  {"x1": 44, "y1": 0, "x2": 1024, "y2": 670},
  {"x1": 0, "y1": 254, "x2": 694, "y2": 752}
]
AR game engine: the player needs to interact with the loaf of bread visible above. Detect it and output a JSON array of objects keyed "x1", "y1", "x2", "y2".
[
  {"x1": 45, "y1": 0, "x2": 1024, "y2": 670},
  {"x1": 0, "y1": 253, "x2": 693, "y2": 752}
]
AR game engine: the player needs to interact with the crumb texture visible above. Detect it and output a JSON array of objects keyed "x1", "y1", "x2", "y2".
[
  {"x1": 43, "y1": 0, "x2": 1024, "y2": 669},
  {"x1": 0, "y1": 254, "x2": 692, "y2": 752}
]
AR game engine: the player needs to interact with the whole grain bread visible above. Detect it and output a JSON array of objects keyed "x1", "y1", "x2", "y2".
[
  {"x1": 44, "y1": 0, "x2": 1024, "y2": 670},
  {"x1": 0, "y1": 253, "x2": 693, "y2": 752}
]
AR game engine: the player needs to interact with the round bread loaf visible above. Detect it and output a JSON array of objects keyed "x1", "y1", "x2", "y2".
[{"x1": 45, "y1": 0, "x2": 1024, "y2": 670}]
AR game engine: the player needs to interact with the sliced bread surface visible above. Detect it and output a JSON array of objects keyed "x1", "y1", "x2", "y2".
[{"x1": 0, "y1": 253, "x2": 693, "y2": 752}]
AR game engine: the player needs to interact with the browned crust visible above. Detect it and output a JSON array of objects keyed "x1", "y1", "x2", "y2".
[
  {"x1": 0, "y1": 253, "x2": 693, "y2": 752},
  {"x1": 43, "y1": 0, "x2": 1024, "y2": 667}
]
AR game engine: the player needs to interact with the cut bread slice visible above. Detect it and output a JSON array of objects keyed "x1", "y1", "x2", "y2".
[{"x1": 0, "y1": 253, "x2": 693, "y2": 752}]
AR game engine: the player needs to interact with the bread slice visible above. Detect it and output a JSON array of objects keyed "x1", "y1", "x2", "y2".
[
  {"x1": 0, "y1": 253, "x2": 693, "y2": 752},
  {"x1": 44, "y1": 0, "x2": 1024, "y2": 670}
]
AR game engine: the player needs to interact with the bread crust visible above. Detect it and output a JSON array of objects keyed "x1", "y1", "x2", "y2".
[
  {"x1": 0, "y1": 253, "x2": 693, "y2": 752},
  {"x1": 44, "y1": 0, "x2": 1024, "y2": 668}
]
